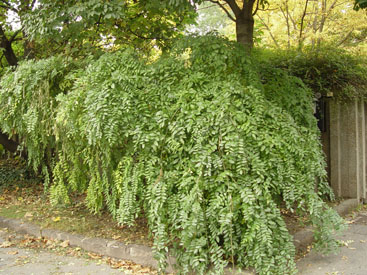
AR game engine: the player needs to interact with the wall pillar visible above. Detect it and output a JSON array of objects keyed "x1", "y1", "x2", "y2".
[{"x1": 329, "y1": 98, "x2": 366, "y2": 201}]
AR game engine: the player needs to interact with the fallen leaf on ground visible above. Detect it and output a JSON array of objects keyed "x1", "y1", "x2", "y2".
[
  {"x1": 24, "y1": 212, "x2": 33, "y2": 218},
  {"x1": 138, "y1": 267, "x2": 153, "y2": 273},
  {"x1": 52, "y1": 216, "x2": 61, "y2": 222},
  {"x1": 0, "y1": 241, "x2": 13, "y2": 248},
  {"x1": 60, "y1": 240, "x2": 70, "y2": 248},
  {"x1": 7, "y1": 250, "x2": 18, "y2": 255},
  {"x1": 88, "y1": 252, "x2": 102, "y2": 259}
]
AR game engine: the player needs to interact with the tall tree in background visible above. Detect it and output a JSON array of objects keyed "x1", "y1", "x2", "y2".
[
  {"x1": 205, "y1": 0, "x2": 267, "y2": 48},
  {"x1": 256, "y1": 0, "x2": 367, "y2": 52}
]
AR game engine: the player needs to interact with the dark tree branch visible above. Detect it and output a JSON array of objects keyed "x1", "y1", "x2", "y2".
[
  {"x1": 30, "y1": 0, "x2": 36, "y2": 9},
  {"x1": 252, "y1": 0, "x2": 260, "y2": 16},
  {"x1": 0, "y1": 0, "x2": 18, "y2": 12},
  {"x1": 299, "y1": 0, "x2": 310, "y2": 40},
  {"x1": 9, "y1": 29, "x2": 22, "y2": 43},
  {"x1": 223, "y1": 0, "x2": 241, "y2": 17},
  {"x1": 337, "y1": 29, "x2": 354, "y2": 46},
  {"x1": 209, "y1": 0, "x2": 235, "y2": 21},
  {"x1": 315, "y1": 0, "x2": 337, "y2": 33}
]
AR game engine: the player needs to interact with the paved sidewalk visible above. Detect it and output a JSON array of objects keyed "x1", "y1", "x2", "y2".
[
  {"x1": 297, "y1": 209, "x2": 367, "y2": 275},
  {"x1": 0, "y1": 230, "x2": 125, "y2": 275}
]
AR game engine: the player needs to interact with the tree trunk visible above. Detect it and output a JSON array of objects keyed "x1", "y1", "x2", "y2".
[
  {"x1": 236, "y1": 15, "x2": 254, "y2": 49},
  {"x1": 0, "y1": 25, "x2": 18, "y2": 66},
  {"x1": 0, "y1": 25, "x2": 19, "y2": 153},
  {"x1": 220, "y1": 0, "x2": 255, "y2": 49},
  {"x1": 233, "y1": 0, "x2": 255, "y2": 50},
  {"x1": 0, "y1": 131, "x2": 18, "y2": 153}
]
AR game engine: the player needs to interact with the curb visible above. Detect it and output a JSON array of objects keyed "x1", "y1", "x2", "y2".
[
  {"x1": 0, "y1": 216, "x2": 171, "y2": 271},
  {"x1": 0, "y1": 198, "x2": 359, "y2": 274}
]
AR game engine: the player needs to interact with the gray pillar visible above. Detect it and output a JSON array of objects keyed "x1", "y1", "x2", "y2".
[{"x1": 329, "y1": 98, "x2": 366, "y2": 200}]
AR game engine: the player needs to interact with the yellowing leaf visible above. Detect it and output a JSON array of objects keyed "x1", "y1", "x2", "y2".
[{"x1": 52, "y1": 216, "x2": 61, "y2": 222}]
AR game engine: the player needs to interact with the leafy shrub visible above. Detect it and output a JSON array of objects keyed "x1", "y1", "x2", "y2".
[{"x1": 0, "y1": 35, "x2": 345, "y2": 274}]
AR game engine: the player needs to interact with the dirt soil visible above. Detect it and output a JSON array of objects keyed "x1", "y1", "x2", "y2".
[{"x1": 0, "y1": 158, "x2": 152, "y2": 247}]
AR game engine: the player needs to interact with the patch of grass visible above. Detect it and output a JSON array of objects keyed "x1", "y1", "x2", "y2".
[{"x1": 0, "y1": 205, "x2": 28, "y2": 219}]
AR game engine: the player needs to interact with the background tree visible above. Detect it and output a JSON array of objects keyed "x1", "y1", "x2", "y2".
[
  {"x1": 256, "y1": 0, "x2": 367, "y2": 52},
  {"x1": 195, "y1": 0, "x2": 269, "y2": 48}
]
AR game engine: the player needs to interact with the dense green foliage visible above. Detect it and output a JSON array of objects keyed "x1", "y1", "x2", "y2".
[
  {"x1": 23, "y1": 0, "x2": 196, "y2": 57},
  {"x1": 260, "y1": 47, "x2": 367, "y2": 100},
  {"x1": 0, "y1": 36, "x2": 345, "y2": 274}
]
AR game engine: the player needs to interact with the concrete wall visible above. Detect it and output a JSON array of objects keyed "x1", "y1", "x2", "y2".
[{"x1": 329, "y1": 99, "x2": 367, "y2": 201}]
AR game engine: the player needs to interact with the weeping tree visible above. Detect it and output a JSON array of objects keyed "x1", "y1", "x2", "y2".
[
  {"x1": 0, "y1": 35, "x2": 346, "y2": 274},
  {"x1": 0, "y1": 0, "x2": 348, "y2": 274}
]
